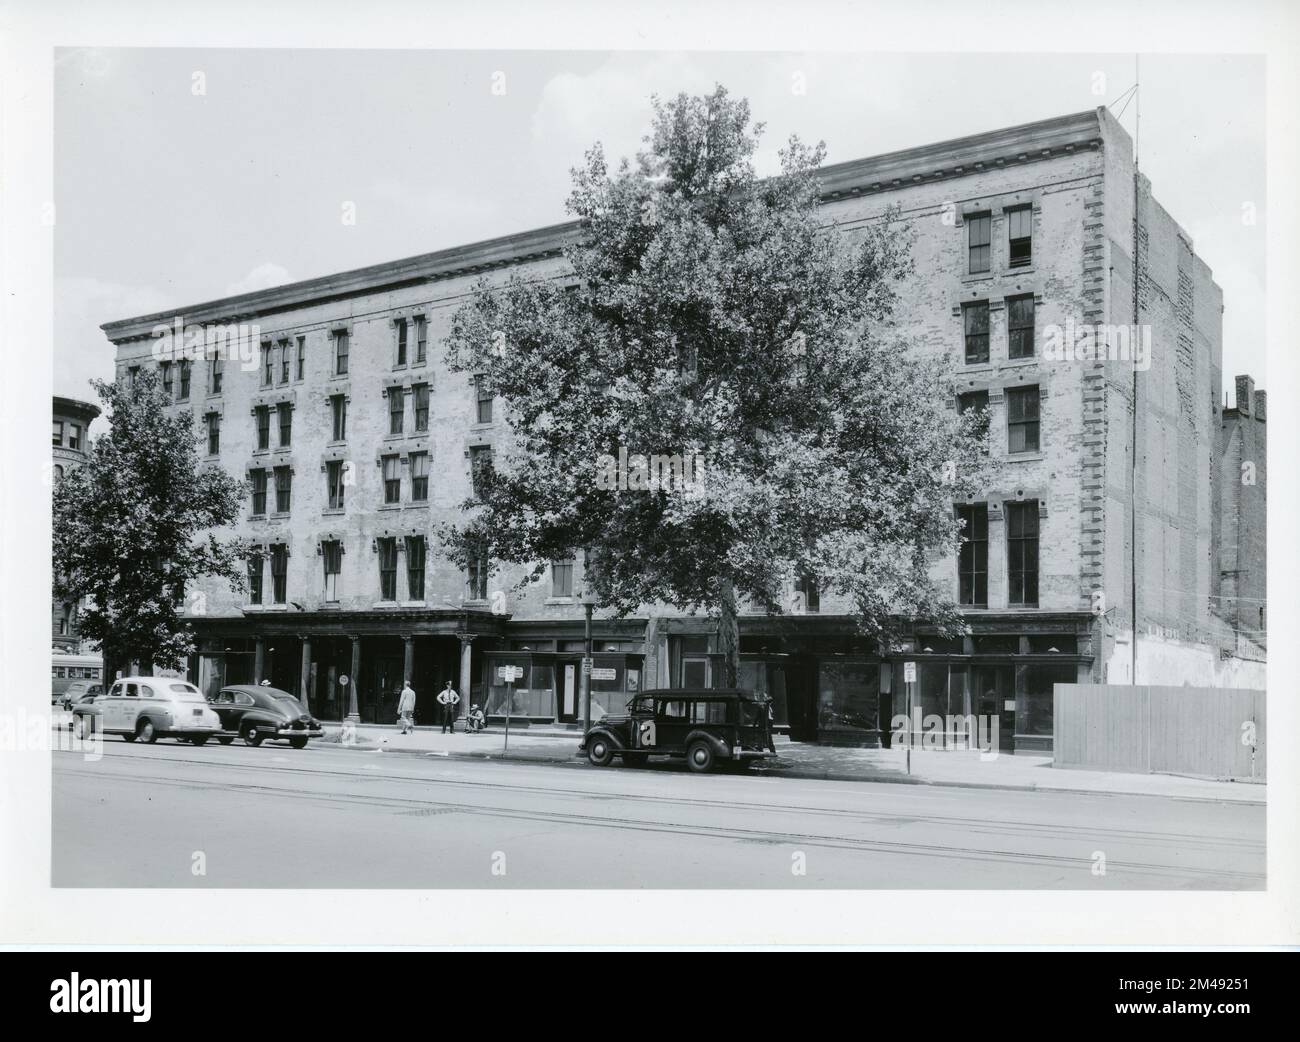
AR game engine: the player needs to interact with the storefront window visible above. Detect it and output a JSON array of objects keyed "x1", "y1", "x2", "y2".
[
  {"x1": 1016, "y1": 663, "x2": 1073, "y2": 737},
  {"x1": 817, "y1": 660, "x2": 878, "y2": 737}
]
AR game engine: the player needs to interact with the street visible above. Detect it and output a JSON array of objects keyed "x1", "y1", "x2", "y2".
[{"x1": 51, "y1": 738, "x2": 1265, "y2": 889}]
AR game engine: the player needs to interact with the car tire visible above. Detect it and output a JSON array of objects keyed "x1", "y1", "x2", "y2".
[
  {"x1": 121, "y1": 732, "x2": 135, "y2": 743},
  {"x1": 686, "y1": 740, "x2": 715, "y2": 773},
  {"x1": 622, "y1": 753, "x2": 648, "y2": 768},
  {"x1": 189, "y1": 735, "x2": 210, "y2": 746},
  {"x1": 289, "y1": 736, "x2": 308, "y2": 750},
  {"x1": 216, "y1": 735, "x2": 234, "y2": 745},
  {"x1": 136, "y1": 718, "x2": 158, "y2": 744},
  {"x1": 586, "y1": 734, "x2": 615, "y2": 767},
  {"x1": 242, "y1": 724, "x2": 263, "y2": 748}
]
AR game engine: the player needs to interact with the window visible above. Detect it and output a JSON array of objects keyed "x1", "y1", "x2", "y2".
[
  {"x1": 967, "y1": 213, "x2": 991, "y2": 274},
  {"x1": 1006, "y1": 500, "x2": 1040, "y2": 606},
  {"x1": 255, "y1": 405, "x2": 271, "y2": 450},
  {"x1": 795, "y1": 572, "x2": 820, "y2": 613},
  {"x1": 475, "y1": 374, "x2": 493, "y2": 424},
  {"x1": 414, "y1": 316, "x2": 427, "y2": 364},
  {"x1": 388, "y1": 388, "x2": 404, "y2": 435},
  {"x1": 326, "y1": 460, "x2": 346, "y2": 510},
  {"x1": 551, "y1": 558, "x2": 574, "y2": 598},
  {"x1": 956, "y1": 503, "x2": 989, "y2": 607},
  {"x1": 330, "y1": 394, "x2": 347, "y2": 441},
  {"x1": 206, "y1": 413, "x2": 221, "y2": 455},
  {"x1": 247, "y1": 553, "x2": 264, "y2": 605},
  {"x1": 160, "y1": 361, "x2": 174, "y2": 397},
  {"x1": 270, "y1": 544, "x2": 288, "y2": 604},
  {"x1": 1007, "y1": 295, "x2": 1035, "y2": 360},
  {"x1": 277, "y1": 401, "x2": 292, "y2": 447},
  {"x1": 52, "y1": 421, "x2": 63, "y2": 446},
  {"x1": 469, "y1": 445, "x2": 493, "y2": 499},
  {"x1": 179, "y1": 360, "x2": 191, "y2": 399},
  {"x1": 377, "y1": 537, "x2": 398, "y2": 600},
  {"x1": 68, "y1": 424, "x2": 81, "y2": 450},
  {"x1": 466, "y1": 549, "x2": 489, "y2": 601},
  {"x1": 382, "y1": 455, "x2": 401, "y2": 504},
  {"x1": 410, "y1": 451, "x2": 429, "y2": 501},
  {"x1": 279, "y1": 340, "x2": 291, "y2": 384},
  {"x1": 296, "y1": 336, "x2": 306, "y2": 380},
  {"x1": 210, "y1": 357, "x2": 223, "y2": 394},
  {"x1": 322, "y1": 540, "x2": 342, "y2": 601},
  {"x1": 405, "y1": 535, "x2": 426, "y2": 601},
  {"x1": 1007, "y1": 385, "x2": 1041, "y2": 453},
  {"x1": 413, "y1": 383, "x2": 429, "y2": 431},
  {"x1": 261, "y1": 343, "x2": 273, "y2": 387},
  {"x1": 128, "y1": 366, "x2": 139, "y2": 387},
  {"x1": 963, "y1": 302, "x2": 989, "y2": 364},
  {"x1": 1007, "y1": 206, "x2": 1032, "y2": 267},
  {"x1": 333, "y1": 329, "x2": 349, "y2": 376},
  {"x1": 395, "y1": 318, "x2": 408, "y2": 366},
  {"x1": 274, "y1": 465, "x2": 292, "y2": 513},
  {"x1": 250, "y1": 469, "x2": 268, "y2": 515},
  {"x1": 959, "y1": 389, "x2": 990, "y2": 439}
]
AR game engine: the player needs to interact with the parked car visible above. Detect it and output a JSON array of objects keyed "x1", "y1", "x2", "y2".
[
  {"x1": 68, "y1": 686, "x2": 106, "y2": 737},
  {"x1": 59, "y1": 680, "x2": 103, "y2": 712},
  {"x1": 207, "y1": 685, "x2": 323, "y2": 749},
  {"x1": 96, "y1": 677, "x2": 223, "y2": 744},
  {"x1": 579, "y1": 688, "x2": 775, "y2": 773}
]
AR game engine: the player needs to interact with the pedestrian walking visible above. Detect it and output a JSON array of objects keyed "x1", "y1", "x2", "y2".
[
  {"x1": 397, "y1": 679, "x2": 417, "y2": 734},
  {"x1": 437, "y1": 680, "x2": 460, "y2": 734}
]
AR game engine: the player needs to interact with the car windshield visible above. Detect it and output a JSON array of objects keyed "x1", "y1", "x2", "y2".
[{"x1": 168, "y1": 683, "x2": 206, "y2": 702}]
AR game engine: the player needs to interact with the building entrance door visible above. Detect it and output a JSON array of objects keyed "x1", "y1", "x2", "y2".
[
  {"x1": 971, "y1": 664, "x2": 1015, "y2": 754},
  {"x1": 556, "y1": 660, "x2": 579, "y2": 723}
]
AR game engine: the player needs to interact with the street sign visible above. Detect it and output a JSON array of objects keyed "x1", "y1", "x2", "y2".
[
  {"x1": 590, "y1": 667, "x2": 616, "y2": 681},
  {"x1": 338, "y1": 675, "x2": 349, "y2": 686},
  {"x1": 581, "y1": 658, "x2": 592, "y2": 676},
  {"x1": 903, "y1": 661, "x2": 917, "y2": 683},
  {"x1": 497, "y1": 665, "x2": 524, "y2": 682}
]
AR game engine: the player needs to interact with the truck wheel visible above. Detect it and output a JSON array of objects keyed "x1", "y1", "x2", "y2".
[
  {"x1": 136, "y1": 718, "x2": 158, "y2": 744},
  {"x1": 586, "y1": 735, "x2": 615, "y2": 767},
  {"x1": 686, "y1": 740, "x2": 715, "y2": 773},
  {"x1": 242, "y1": 724, "x2": 263, "y2": 748},
  {"x1": 289, "y1": 736, "x2": 308, "y2": 750}
]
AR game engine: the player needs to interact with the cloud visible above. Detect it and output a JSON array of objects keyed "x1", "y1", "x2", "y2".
[{"x1": 223, "y1": 261, "x2": 293, "y2": 297}]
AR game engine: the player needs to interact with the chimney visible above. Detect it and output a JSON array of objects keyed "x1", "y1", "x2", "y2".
[
  {"x1": 1235, "y1": 375, "x2": 1254, "y2": 415},
  {"x1": 1254, "y1": 389, "x2": 1266, "y2": 421}
]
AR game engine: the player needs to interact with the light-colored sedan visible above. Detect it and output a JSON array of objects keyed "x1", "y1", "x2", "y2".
[{"x1": 95, "y1": 676, "x2": 223, "y2": 745}]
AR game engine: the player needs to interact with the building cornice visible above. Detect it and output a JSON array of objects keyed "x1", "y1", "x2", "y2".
[{"x1": 101, "y1": 108, "x2": 1105, "y2": 344}]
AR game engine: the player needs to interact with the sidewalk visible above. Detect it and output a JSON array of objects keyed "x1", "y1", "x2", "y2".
[{"x1": 319, "y1": 725, "x2": 1266, "y2": 804}]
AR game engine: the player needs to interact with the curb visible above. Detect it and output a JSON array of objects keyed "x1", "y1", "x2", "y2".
[{"x1": 315, "y1": 741, "x2": 1264, "y2": 804}]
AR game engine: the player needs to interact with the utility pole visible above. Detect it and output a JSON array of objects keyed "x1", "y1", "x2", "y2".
[{"x1": 580, "y1": 589, "x2": 596, "y2": 730}]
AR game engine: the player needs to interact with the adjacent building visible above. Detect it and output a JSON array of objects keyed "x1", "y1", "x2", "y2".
[
  {"x1": 52, "y1": 395, "x2": 100, "y2": 652},
  {"x1": 100, "y1": 106, "x2": 1265, "y2": 750}
]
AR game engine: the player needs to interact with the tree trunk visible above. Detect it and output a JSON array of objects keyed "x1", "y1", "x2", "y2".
[{"x1": 717, "y1": 578, "x2": 739, "y2": 689}]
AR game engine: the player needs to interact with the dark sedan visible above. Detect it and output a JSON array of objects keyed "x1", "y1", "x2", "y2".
[{"x1": 208, "y1": 685, "x2": 323, "y2": 749}]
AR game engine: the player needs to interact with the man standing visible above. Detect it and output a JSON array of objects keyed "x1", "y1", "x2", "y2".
[
  {"x1": 437, "y1": 680, "x2": 460, "y2": 734},
  {"x1": 397, "y1": 679, "x2": 416, "y2": 735}
]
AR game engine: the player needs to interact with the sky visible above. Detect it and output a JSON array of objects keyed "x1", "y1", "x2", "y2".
[{"x1": 53, "y1": 48, "x2": 1266, "y2": 416}]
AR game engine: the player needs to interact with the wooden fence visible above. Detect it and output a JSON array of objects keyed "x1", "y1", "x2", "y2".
[{"x1": 1053, "y1": 684, "x2": 1265, "y2": 780}]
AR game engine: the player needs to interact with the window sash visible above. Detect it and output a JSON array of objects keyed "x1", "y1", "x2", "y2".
[
  {"x1": 413, "y1": 384, "x2": 429, "y2": 431},
  {"x1": 277, "y1": 403, "x2": 292, "y2": 446},
  {"x1": 1006, "y1": 502, "x2": 1040, "y2": 605},
  {"x1": 1008, "y1": 207, "x2": 1032, "y2": 266},
  {"x1": 247, "y1": 556, "x2": 263, "y2": 604},
  {"x1": 256, "y1": 407, "x2": 270, "y2": 450},
  {"x1": 956, "y1": 504, "x2": 989, "y2": 606},
  {"x1": 274, "y1": 467, "x2": 292, "y2": 512},
  {"x1": 382, "y1": 455, "x2": 401, "y2": 503},
  {"x1": 551, "y1": 559, "x2": 574, "y2": 598},
  {"x1": 261, "y1": 345, "x2": 273, "y2": 386},
  {"x1": 415, "y1": 318, "x2": 427, "y2": 363},
  {"x1": 378, "y1": 539, "x2": 398, "y2": 600},
  {"x1": 179, "y1": 361, "x2": 191, "y2": 398},
  {"x1": 967, "y1": 214, "x2": 991, "y2": 273},
  {"x1": 389, "y1": 390, "x2": 404, "y2": 434},
  {"x1": 327, "y1": 462, "x2": 345, "y2": 509},
  {"x1": 1007, "y1": 387, "x2": 1041, "y2": 453},
  {"x1": 331, "y1": 396, "x2": 347, "y2": 441},
  {"x1": 963, "y1": 303, "x2": 990, "y2": 364},
  {"x1": 396, "y1": 320, "x2": 408, "y2": 366},
  {"x1": 296, "y1": 338, "x2": 306, "y2": 380},
  {"x1": 270, "y1": 546, "x2": 288, "y2": 603},
  {"x1": 410, "y1": 452, "x2": 429, "y2": 501},
  {"x1": 406, "y1": 537, "x2": 426, "y2": 600},
  {"x1": 211, "y1": 359, "x2": 223, "y2": 393},
  {"x1": 335, "y1": 331, "x2": 349, "y2": 375},
  {"x1": 207, "y1": 415, "x2": 220, "y2": 455},
  {"x1": 1007, "y1": 295, "x2": 1035, "y2": 359},
  {"x1": 251, "y1": 470, "x2": 268, "y2": 515},
  {"x1": 475, "y1": 375, "x2": 493, "y2": 423}
]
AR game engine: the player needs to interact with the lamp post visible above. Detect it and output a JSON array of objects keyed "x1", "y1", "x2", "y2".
[{"x1": 579, "y1": 589, "x2": 597, "y2": 730}]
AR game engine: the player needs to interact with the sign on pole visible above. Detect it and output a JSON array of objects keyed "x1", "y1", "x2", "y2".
[
  {"x1": 590, "y1": 667, "x2": 616, "y2": 681},
  {"x1": 903, "y1": 661, "x2": 917, "y2": 684}
]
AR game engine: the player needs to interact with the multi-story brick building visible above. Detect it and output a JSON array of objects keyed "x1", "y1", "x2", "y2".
[
  {"x1": 1215, "y1": 374, "x2": 1267, "y2": 660},
  {"x1": 52, "y1": 395, "x2": 100, "y2": 651},
  {"x1": 100, "y1": 105, "x2": 1264, "y2": 751}
]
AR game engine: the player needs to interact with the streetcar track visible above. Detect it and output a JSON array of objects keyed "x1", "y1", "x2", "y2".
[
  {"x1": 54, "y1": 744, "x2": 1264, "y2": 851},
  {"x1": 55, "y1": 758, "x2": 1266, "y2": 885}
]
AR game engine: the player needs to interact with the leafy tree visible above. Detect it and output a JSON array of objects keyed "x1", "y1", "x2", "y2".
[
  {"x1": 443, "y1": 85, "x2": 990, "y2": 685},
  {"x1": 53, "y1": 369, "x2": 250, "y2": 678}
]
